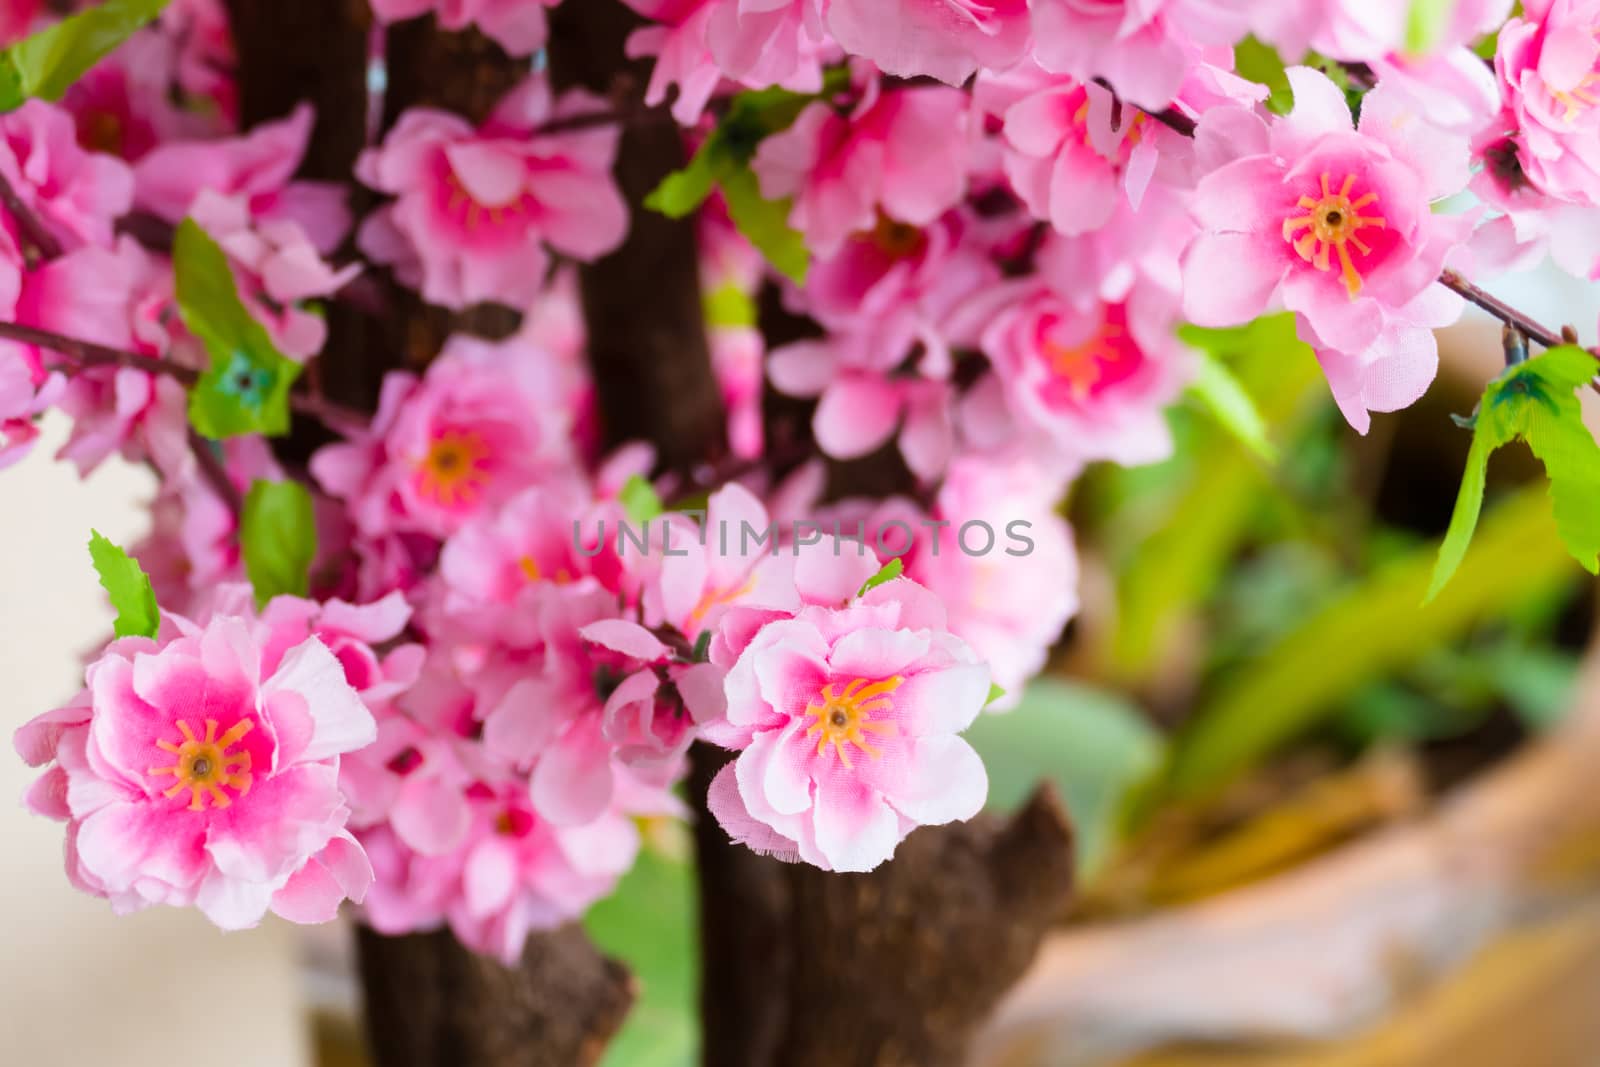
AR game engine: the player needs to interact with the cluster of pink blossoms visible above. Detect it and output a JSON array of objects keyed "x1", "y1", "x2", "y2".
[{"x1": 6, "y1": 0, "x2": 1592, "y2": 962}]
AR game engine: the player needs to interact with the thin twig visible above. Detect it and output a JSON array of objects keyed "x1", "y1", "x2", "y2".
[
  {"x1": 1438, "y1": 270, "x2": 1565, "y2": 350},
  {"x1": 186, "y1": 428, "x2": 243, "y2": 516},
  {"x1": 290, "y1": 391, "x2": 371, "y2": 429},
  {"x1": 0, "y1": 171, "x2": 63, "y2": 266},
  {"x1": 0, "y1": 321, "x2": 201, "y2": 384}
]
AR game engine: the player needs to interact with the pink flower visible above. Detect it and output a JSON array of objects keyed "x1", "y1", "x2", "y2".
[
  {"x1": 369, "y1": 0, "x2": 560, "y2": 56},
  {"x1": 825, "y1": 0, "x2": 1031, "y2": 86},
  {"x1": 356, "y1": 77, "x2": 627, "y2": 311},
  {"x1": 705, "y1": 576, "x2": 991, "y2": 871},
  {"x1": 62, "y1": 32, "x2": 194, "y2": 163},
  {"x1": 1031, "y1": 0, "x2": 1253, "y2": 108},
  {"x1": 15, "y1": 612, "x2": 378, "y2": 929},
  {"x1": 0, "y1": 99, "x2": 134, "y2": 253},
  {"x1": 0, "y1": 0, "x2": 40, "y2": 45},
  {"x1": 40, "y1": 239, "x2": 194, "y2": 476},
  {"x1": 623, "y1": 0, "x2": 829, "y2": 124},
  {"x1": 989, "y1": 69, "x2": 1180, "y2": 237},
  {"x1": 480, "y1": 585, "x2": 713, "y2": 826},
  {"x1": 134, "y1": 103, "x2": 350, "y2": 254},
  {"x1": 311, "y1": 334, "x2": 574, "y2": 542},
  {"x1": 1181, "y1": 69, "x2": 1472, "y2": 354},
  {"x1": 358, "y1": 779, "x2": 641, "y2": 964},
  {"x1": 1496, "y1": 0, "x2": 1600, "y2": 206},
  {"x1": 965, "y1": 284, "x2": 1189, "y2": 466},
  {"x1": 752, "y1": 85, "x2": 970, "y2": 259}
]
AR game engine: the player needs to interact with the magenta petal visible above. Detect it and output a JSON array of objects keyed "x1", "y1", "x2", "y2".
[
  {"x1": 195, "y1": 867, "x2": 277, "y2": 930},
  {"x1": 826, "y1": 627, "x2": 931, "y2": 679},
  {"x1": 813, "y1": 377, "x2": 901, "y2": 460},
  {"x1": 890, "y1": 661, "x2": 991, "y2": 736},
  {"x1": 674, "y1": 662, "x2": 728, "y2": 725},
  {"x1": 462, "y1": 838, "x2": 519, "y2": 919},
  {"x1": 75, "y1": 800, "x2": 208, "y2": 894}
]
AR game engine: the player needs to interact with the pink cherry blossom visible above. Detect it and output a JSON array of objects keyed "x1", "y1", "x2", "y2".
[
  {"x1": 311, "y1": 334, "x2": 575, "y2": 542},
  {"x1": 1031, "y1": 0, "x2": 1253, "y2": 108},
  {"x1": 40, "y1": 239, "x2": 194, "y2": 477},
  {"x1": 0, "y1": 0, "x2": 40, "y2": 45},
  {"x1": 1496, "y1": 0, "x2": 1600, "y2": 206},
  {"x1": 752, "y1": 84, "x2": 970, "y2": 259},
  {"x1": 825, "y1": 0, "x2": 1031, "y2": 86},
  {"x1": 623, "y1": 0, "x2": 829, "y2": 124},
  {"x1": 15, "y1": 612, "x2": 378, "y2": 929},
  {"x1": 1181, "y1": 69, "x2": 1472, "y2": 355},
  {"x1": 62, "y1": 32, "x2": 197, "y2": 163},
  {"x1": 134, "y1": 103, "x2": 350, "y2": 254},
  {"x1": 705, "y1": 576, "x2": 991, "y2": 871},
  {"x1": 964, "y1": 283, "x2": 1189, "y2": 466},
  {"x1": 369, "y1": 0, "x2": 561, "y2": 56},
  {"x1": 1, "y1": 99, "x2": 134, "y2": 253},
  {"x1": 356, "y1": 77, "x2": 627, "y2": 311}
]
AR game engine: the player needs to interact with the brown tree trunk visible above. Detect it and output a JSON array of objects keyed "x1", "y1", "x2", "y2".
[
  {"x1": 537, "y1": 5, "x2": 1078, "y2": 1060},
  {"x1": 223, "y1": 4, "x2": 637, "y2": 1064}
]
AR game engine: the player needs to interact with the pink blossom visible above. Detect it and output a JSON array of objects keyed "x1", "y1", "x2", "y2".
[
  {"x1": 38, "y1": 239, "x2": 194, "y2": 476},
  {"x1": 0, "y1": 1, "x2": 40, "y2": 45},
  {"x1": 358, "y1": 779, "x2": 641, "y2": 964},
  {"x1": 1496, "y1": 0, "x2": 1600, "y2": 206},
  {"x1": 624, "y1": 0, "x2": 829, "y2": 124},
  {"x1": 705, "y1": 576, "x2": 991, "y2": 871},
  {"x1": 356, "y1": 77, "x2": 627, "y2": 311},
  {"x1": 161, "y1": 0, "x2": 238, "y2": 126},
  {"x1": 0, "y1": 99, "x2": 133, "y2": 253},
  {"x1": 964, "y1": 284, "x2": 1188, "y2": 466},
  {"x1": 990, "y1": 69, "x2": 1178, "y2": 237},
  {"x1": 15, "y1": 612, "x2": 378, "y2": 929},
  {"x1": 62, "y1": 32, "x2": 195, "y2": 163},
  {"x1": 480, "y1": 585, "x2": 713, "y2": 825},
  {"x1": 134, "y1": 103, "x2": 350, "y2": 253},
  {"x1": 369, "y1": 0, "x2": 560, "y2": 56},
  {"x1": 752, "y1": 85, "x2": 970, "y2": 259},
  {"x1": 1031, "y1": 0, "x2": 1253, "y2": 108},
  {"x1": 1181, "y1": 69, "x2": 1472, "y2": 355},
  {"x1": 825, "y1": 0, "x2": 1031, "y2": 86},
  {"x1": 311, "y1": 334, "x2": 574, "y2": 542}
]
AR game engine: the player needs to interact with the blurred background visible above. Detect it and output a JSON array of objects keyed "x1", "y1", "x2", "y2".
[{"x1": 2, "y1": 268, "x2": 1598, "y2": 1067}]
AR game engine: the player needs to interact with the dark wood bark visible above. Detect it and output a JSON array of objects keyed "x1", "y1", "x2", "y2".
[
  {"x1": 223, "y1": 5, "x2": 637, "y2": 1064},
  {"x1": 546, "y1": 0, "x2": 728, "y2": 473},
  {"x1": 690, "y1": 747, "x2": 1076, "y2": 1067},
  {"x1": 356, "y1": 925, "x2": 636, "y2": 1067}
]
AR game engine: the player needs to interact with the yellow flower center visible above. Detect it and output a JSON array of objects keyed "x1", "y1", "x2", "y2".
[
  {"x1": 805, "y1": 676, "x2": 902, "y2": 769},
  {"x1": 1044, "y1": 321, "x2": 1126, "y2": 401},
  {"x1": 865, "y1": 212, "x2": 927, "y2": 260},
  {"x1": 148, "y1": 718, "x2": 255, "y2": 812},
  {"x1": 518, "y1": 555, "x2": 573, "y2": 585},
  {"x1": 1281, "y1": 172, "x2": 1388, "y2": 298},
  {"x1": 444, "y1": 171, "x2": 529, "y2": 232},
  {"x1": 415, "y1": 429, "x2": 491, "y2": 507}
]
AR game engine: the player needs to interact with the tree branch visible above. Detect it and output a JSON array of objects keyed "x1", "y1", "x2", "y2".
[
  {"x1": 0, "y1": 320, "x2": 199, "y2": 384},
  {"x1": 0, "y1": 170, "x2": 64, "y2": 266}
]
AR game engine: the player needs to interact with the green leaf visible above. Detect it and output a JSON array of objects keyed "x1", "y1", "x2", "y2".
[
  {"x1": 88, "y1": 530, "x2": 160, "y2": 639},
  {"x1": 985, "y1": 682, "x2": 1006, "y2": 708},
  {"x1": 962, "y1": 678, "x2": 1165, "y2": 873},
  {"x1": 643, "y1": 153, "x2": 720, "y2": 219},
  {"x1": 857, "y1": 557, "x2": 903, "y2": 597},
  {"x1": 719, "y1": 166, "x2": 809, "y2": 285},
  {"x1": 1406, "y1": 0, "x2": 1456, "y2": 54},
  {"x1": 1162, "y1": 483, "x2": 1580, "y2": 803},
  {"x1": 174, "y1": 219, "x2": 301, "y2": 439},
  {"x1": 1112, "y1": 315, "x2": 1323, "y2": 677},
  {"x1": 240, "y1": 480, "x2": 317, "y2": 608},
  {"x1": 1186, "y1": 348, "x2": 1279, "y2": 463},
  {"x1": 1234, "y1": 36, "x2": 1294, "y2": 115},
  {"x1": 644, "y1": 83, "x2": 828, "y2": 281},
  {"x1": 619, "y1": 475, "x2": 663, "y2": 525},
  {"x1": 0, "y1": 0, "x2": 171, "y2": 111},
  {"x1": 1430, "y1": 346, "x2": 1600, "y2": 597},
  {"x1": 585, "y1": 846, "x2": 699, "y2": 1067}
]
